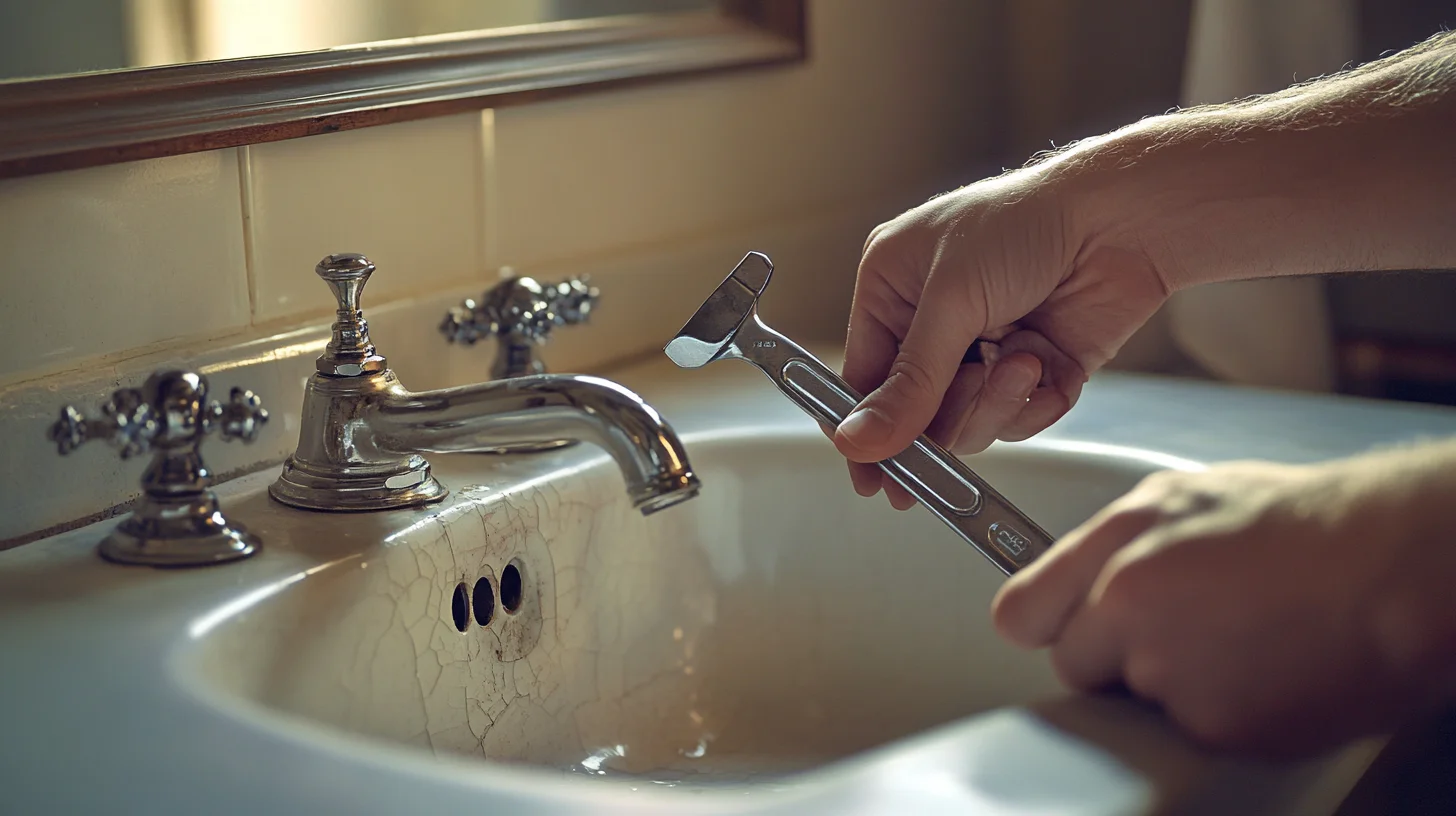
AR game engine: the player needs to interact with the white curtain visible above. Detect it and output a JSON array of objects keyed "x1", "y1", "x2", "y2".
[{"x1": 1165, "y1": 0, "x2": 1358, "y2": 391}]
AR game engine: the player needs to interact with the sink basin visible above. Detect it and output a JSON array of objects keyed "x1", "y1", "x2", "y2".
[{"x1": 186, "y1": 431, "x2": 1171, "y2": 784}]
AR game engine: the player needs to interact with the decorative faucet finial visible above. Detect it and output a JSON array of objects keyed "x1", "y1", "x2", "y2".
[{"x1": 315, "y1": 253, "x2": 386, "y2": 377}]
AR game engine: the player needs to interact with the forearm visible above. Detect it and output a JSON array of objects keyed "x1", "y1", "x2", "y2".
[{"x1": 1048, "y1": 31, "x2": 1456, "y2": 291}]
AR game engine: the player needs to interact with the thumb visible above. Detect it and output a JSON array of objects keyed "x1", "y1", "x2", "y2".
[{"x1": 834, "y1": 276, "x2": 982, "y2": 463}]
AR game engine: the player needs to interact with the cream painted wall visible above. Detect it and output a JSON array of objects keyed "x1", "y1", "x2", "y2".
[
  {"x1": 0, "y1": 0, "x2": 998, "y2": 542},
  {"x1": 489, "y1": 0, "x2": 997, "y2": 353}
]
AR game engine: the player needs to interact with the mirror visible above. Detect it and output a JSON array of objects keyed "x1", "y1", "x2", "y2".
[
  {"x1": 0, "y1": 0, "x2": 802, "y2": 178},
  {"x1": 0, "y1": 1, "x2": 718, "y2": 82}
]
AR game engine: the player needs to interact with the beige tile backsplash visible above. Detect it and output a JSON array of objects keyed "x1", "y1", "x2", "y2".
[
  {"x1": 515, "y1": 196, "x2": 884, "y2": 380},
  {"x1": 0, "y1": 0, "x2": 996, "y2": 542},
  {"x1": 0, "y1": 150, "x2": 250, "y2": 383},
  {"x1": 247, "y1": 112, "x2": 486, "y2": 323}
]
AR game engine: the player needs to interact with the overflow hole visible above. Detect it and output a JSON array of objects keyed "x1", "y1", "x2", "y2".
[
  {"x1": 501, "y1": 562, "x2": 523, "y2": 614},
  {"x1": 472, "y1": 576, "x2": 495, "y2": 627},
  {"x1": 451, "y1": 582, "x2": 470, "y2": 632}
]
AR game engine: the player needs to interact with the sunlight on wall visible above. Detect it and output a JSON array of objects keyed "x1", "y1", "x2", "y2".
[
  {"x1": 196, "y1": 0, "x2": 379, "y2": 59},
  {"x1": 123, "y1": 0, "x2": 710, "y2": 65}
]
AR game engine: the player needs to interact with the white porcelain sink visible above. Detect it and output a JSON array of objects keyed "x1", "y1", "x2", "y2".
[
  {"x1": 8, "y1": 356, "x2": 1456, "y2": 814},
  {"x1": 184, "y1": 430, "x2": 1161, "y2": 784}
]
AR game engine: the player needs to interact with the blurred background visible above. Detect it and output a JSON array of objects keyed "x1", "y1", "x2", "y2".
[{"x1": 994, "y1": 0, "x2": 1456, "y2": 409}]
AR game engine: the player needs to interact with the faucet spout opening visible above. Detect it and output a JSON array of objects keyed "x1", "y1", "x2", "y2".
[{"x1": 636, "y1": 481, "x2": 701, "y2": 515}]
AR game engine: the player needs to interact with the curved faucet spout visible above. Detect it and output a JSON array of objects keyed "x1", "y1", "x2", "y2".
[{"x1": 369, "y1": 374, "x2": 700, "y2": 513}]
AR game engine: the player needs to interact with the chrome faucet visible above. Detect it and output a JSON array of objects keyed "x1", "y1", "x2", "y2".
[{"x1": 269, "y1": 253, "x2": 700, "y2": 514}]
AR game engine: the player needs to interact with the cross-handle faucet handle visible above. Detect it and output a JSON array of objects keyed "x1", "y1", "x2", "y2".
[
  {"x1": 315, "y1": 253, "x2": 386, "y2": 377},
  {"x1": 546, "y1": 278, "x2": 600, "y2": 326},
  {"x1": 49, "y1": 388, "x2": 158, "y2": 458},
  {"x1": 50, "y1": 373, "x2": 269, "y2": 458},
  {"x1": 441, "y1": 274, "x2": 601, "y2": 379},
  {"x1": 214, "y1": 386, "x2": 269, "y2": 443},
  {"x1": 47, "y1": 370, "x2": 268, "y2": 567}
]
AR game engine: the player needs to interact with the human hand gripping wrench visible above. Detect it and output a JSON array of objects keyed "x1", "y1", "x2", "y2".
[{"x1": 665, "y1": 252, "x2": 1054, "y2": 575}]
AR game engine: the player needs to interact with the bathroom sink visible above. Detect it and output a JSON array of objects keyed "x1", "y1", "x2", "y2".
[
  {"x1": 184, "y1": 430, "x2": 1166, "y2": 784},
  {"x1": 13, "y1": 356, "x2": 1455, "y2": 814}
]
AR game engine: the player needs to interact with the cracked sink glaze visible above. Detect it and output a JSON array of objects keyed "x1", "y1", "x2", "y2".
[
  {"x1": 188, "y1": 450, "x2": 715, "y2": 770},
  {"x1": 185, "y1": 434, "x2": 1147, "y2": 781},
  {"x1": 8, "y1": 350, "x2": 1456, "y2": 814}
]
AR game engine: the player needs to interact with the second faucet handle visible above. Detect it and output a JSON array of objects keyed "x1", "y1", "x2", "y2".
[
  {"x1": 545, "y1": 278, "x2": 599, "y2": 326},
  {"x1": 441, "y1": 273, "x2": 600, "y2": 379}
]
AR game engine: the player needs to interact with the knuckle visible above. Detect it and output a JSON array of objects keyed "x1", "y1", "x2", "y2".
[
  {"x1": 1122, "y1": 653, "x2": 1168, "y2": 697},
  {"x1": 1128, "y1": 471, "x2": 1219, "y2": 520},
  {"x1": 1048, "y1": 642, "x2": 1114, "y2": 693},
  {"x1": 1175, "y1": 701, "x2": 1255, "y2": 751},
  {"x1": 1136, "y1": 468, "x2": 1186, "y2": 496},
  {"x1": 1096, "y1": 548, "x2": 1165, "y2": 618},
  {"x1": 1083, "y1": 498, "x2": 1159, "y2": 542},
  {"x1": 886, "y1": 354, "x2": 940, "y2": 402},
  {"x1": 1048, "y1": 648, "x2": 1080, "y2": 689},
  {"x1": 1047, "y1": 641, "x2": 1095, "y2": 690},
  {"x1": 861, "y1": 219, "x2": 907, "y2": 260},
  {"x1": 1109, "y1": 500, "x2": 1161, "y2": 527}
]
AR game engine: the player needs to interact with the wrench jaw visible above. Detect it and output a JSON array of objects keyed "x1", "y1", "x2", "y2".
[{"x1": 663, "y1": 252, "x2": 774, "y2": 370}]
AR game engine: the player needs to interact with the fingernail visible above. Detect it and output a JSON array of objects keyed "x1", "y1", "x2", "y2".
[
  {"x1": 1002, "y1": 361, "x2": 1040, "y2": 396},
  {"x1": 837, "y1": 407, "x2": 892, "y2": 449}
]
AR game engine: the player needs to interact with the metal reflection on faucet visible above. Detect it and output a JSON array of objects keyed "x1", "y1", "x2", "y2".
[{"x1": 269, "y1": 253, "x2": 700, "y2": 514}]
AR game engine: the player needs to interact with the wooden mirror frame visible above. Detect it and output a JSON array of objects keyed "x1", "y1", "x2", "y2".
[{"x1": 0, "y1": 1, "x2": 804, "y2": 179}]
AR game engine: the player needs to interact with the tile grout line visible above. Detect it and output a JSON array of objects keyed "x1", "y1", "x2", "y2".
[
  {"x1": 478, "y1": 109, "x2": 499, "y2": 274},
  {"x1": 236, "y1": 145, "x2": 259, "y2": 322},
  {"x1": 0, "y1": 189, "x2": 892, "y2": 393}
]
